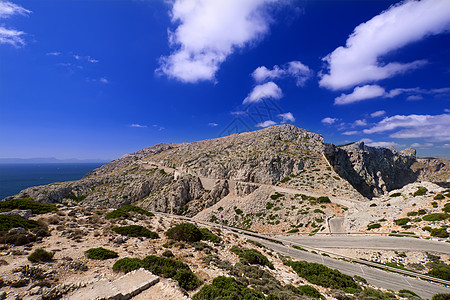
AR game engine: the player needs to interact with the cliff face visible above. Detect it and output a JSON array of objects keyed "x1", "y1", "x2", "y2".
[
  {"x1": 5, "y1": 125, "x2": 449, "y2": 214},
  {"x1": 324, "y1": 142, "x2": 417, "y2": 198}
]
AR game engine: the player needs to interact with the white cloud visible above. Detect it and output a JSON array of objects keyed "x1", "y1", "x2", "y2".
[
  {"x1": 354, "y1": 119, "x2": 367, "y2": 126},
  {"x1": 256, "y1": 120, "x2": 276, "y2": 128},
  {"x1": 406, "y1": 95, "x2": 423, "y2": 101},
  {"x1": 364, "y1": 141, "x2": 400, "y2": 148},
  {"x1": 335, "y1": 85, "x2": 386, "y2": 105},
  {"x1": 0, "y1": 1, "x2": 30, "y2": 18},
  {"x1": 321, "y1": 117, "x2": 338, "y2": 125},
  {"x1": 208, "y1": 122, "x2": 219, "y2": 127},
  {"x1": 320, "y1": 0, "x2": 450, "y2": 90},
  {"x1": 157, "y1": 0, "x2": 279, "y2": 83},
  {"x1": 99, "y1": 77, "x2": 109, "y2": 84},
  {"x1": 0, "y1": 27, "x2": 25, "y2": 47},
  {"x1": 445, "y1": 109, "x2": 450, "y2": 113},
  {"x1": 278, "y1": 112, "x2": 295, "y2": 123},
  {"x1": 130, "y1": 124, "x2": 147, "y2": 128},
  {"x1": 370, "y1": 110, "x2": 386, "y2": 118},
  {"x1": 411, "y1": 142, "x2": 433, "y2": 148},
  {"x1": 440, "y1": 144, "x2": 450, "y2": 149},
  {"x1": 253, "y1": 61, "x2": 312, "y2": 86},
  {"x1": 363, "y1": 113, "x2": 450, "y2": 141},
  {"x1": 46, "y1": 52, "x2": 61, "y2": 56},
  {"x1": 243, "y1": 81, "x2": 282, "y2": 104},
  {"x1": 342, "y1": 131, "x2": 360, "y2": 136},
  {"x1": 153, "y1": 125, "x2": 165, "y2": 131}
]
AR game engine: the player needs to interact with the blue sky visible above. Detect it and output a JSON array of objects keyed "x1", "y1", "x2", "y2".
[{"x1": 0, "y1": 0, "x2": 449, "y2": 160}]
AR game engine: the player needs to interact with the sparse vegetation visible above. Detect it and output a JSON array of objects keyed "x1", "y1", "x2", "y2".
[
  {"x1": 422, "y1": 213, "x2": 450, "y2": 222},
  {"x1": 0, "y1": 197, "x2": 56, "y2": 214},
  {"x1": 394, "y1": 218, "x2": 410, "y2": 226},
  {"x1": 434, "y1": 194, "x2": 445, "y2": 200},
  {"x1": 28, "y1": 248, "x2": 54, "y2": 262},
  {"x1": 0, "y1": 215, "x2": 39, "y2": 231},
  {"x1": 390, "y1": 192, "x2": 401, "y2": 197},
  {"x1": 112, "y1": 225, "x2": 159, "y2": 238},
  {"x1": 85, "y1": 247, "x2": 118, "y2": 260},
  {"x1": 106, "y1": 205, "x2": 154, "y2": 219},
  {"x1": 193, "y1": 276, "x2": 265, "y2": 300},
  {"x1": 430, "y1": 228, "x2": 449, "y2": 238},
  {"x1": 367, "y1": 223, "x2": 381, "y2": 230},
  {"x1": 113, "y1": 255, "x2": 201, "y2": 290},
  {"x1": 413, "y1": 187, "x2": 428, "y2": 196},
  {"x1": 317, "y1": 196, "x2": 331, "y2": 203}
]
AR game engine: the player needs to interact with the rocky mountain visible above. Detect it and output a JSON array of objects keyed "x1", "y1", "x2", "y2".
[{"x1": 5, "y1": 125, "x2": 449, "y2": 232}]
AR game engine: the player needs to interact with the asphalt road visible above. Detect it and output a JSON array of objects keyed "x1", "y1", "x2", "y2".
[
  {"x1": 276, "y1": 235, "x2": 450, "y2": 254},
  {"x1": 242, "y1": 234, "x2": 450, "y2": 299}
]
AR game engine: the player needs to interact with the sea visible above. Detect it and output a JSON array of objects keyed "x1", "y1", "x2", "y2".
[{"x1": 0, "y1": 163, "x2": 105, "y2": 200}]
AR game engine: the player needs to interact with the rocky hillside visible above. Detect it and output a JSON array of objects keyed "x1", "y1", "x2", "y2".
[{"x1": 3, "y1": 125, "x2": 449, "y2": 233}]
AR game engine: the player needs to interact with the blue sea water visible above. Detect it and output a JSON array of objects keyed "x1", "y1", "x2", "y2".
[{"x1": 0, "y1": 163, "x2": 105, "y2": 200}]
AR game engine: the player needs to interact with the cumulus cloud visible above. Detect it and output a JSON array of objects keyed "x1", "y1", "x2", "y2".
[
  {"x1": 354, "y1": 119, "x2": 367, "y2": 126},
  {"x1": 253, "y1": 61, "x2": 312, "y2": 86},
  {"x1": 320, "y1": 0, "x2": 450, "y2": 90},
  {"x1": 208, "y1": 122, "x2": 219, "y2": 127},
  {"x1": 370, "y1": 110, "x2": 386, "y2": 118},
  {"x1": 243, "y1": 81, "x2": 282, "y2": 104},
  {"x1": 363, "y1": 113, "x2": 450, "y2": 141},
  {"x1": 278, "y1": 112, "x2": 295, "y2": 123},
  {"x1": 321, "y1": 117, "x2": 338, "y2": 125},
  {"x1": 335, "y1": 85, "x2": 386, "y2": 105},
  {"x1": 157, "y1": 0, "x2": 279, "y2": 83},
  {"x1": 256, "y1": 120, "x2": 276, "y2": 128},
  {"x1": 130, "y1": 124, "x2": 147, "y2": 128}
]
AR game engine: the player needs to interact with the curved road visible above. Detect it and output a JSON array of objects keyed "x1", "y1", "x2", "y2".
[{"x1": 276, "y1": 235, "x2": 450, "y2": 254}]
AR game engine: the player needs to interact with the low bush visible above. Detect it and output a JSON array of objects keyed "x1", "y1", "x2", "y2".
[
  {"x1": 434, "y1": 194, "x2": 445, "y2": 200},
  {"x1": 443, "y1": 203, "x2": 450, "y2": 213},
  {"x1": 317, "y1": 196, "x2": 331, "y2": 204},
  {"x1": 394, "y1": 218, "x2": 410, "y2": 226},
  {"x1": 231, "y1": 246, "x2": 274, "y2": 269},
  {"x1": 199, "y1": 228, "x2": 221, "y2": 243},
  {"x1": 367, "y1": 223, "x2": 381, "y2": 230},
  {"x1": 427, "y1": 264, "x2": 450, "y2": 280},
  {"x1": 112, "y1": 225, "x2": 159, "y2": 238},
  {"x1": 0, "y1": 215, "x2": 39, "y2": 231},
  {"x1": 390, "y1": 192, "x2": 401, "y2": 197},
  {"x1": 113, "y1": 255, "x2": 201, "y2": 290},
  {"x1": 287, "y1": 260, "x2": 360, "y2": 290},
  {"x1": 413, "y1": 187, "x2": 428, "y2": 197},
  {"x1": 287, "y1": 228, "x2": 299, "y2": 233},
  {"x1": 0, "y1": 198, "x2": 57, "y2": 214},
  {"x1": 270, "y1": 193, "x2": 284, "y2": 200},
  {"x1": 430, "y1": 228, "x2": 449, "y2": 238},
  {"x1": 85, "y1": 247, "x2": 118, "y2": 260},
  {"x1": 266, "y1": 202, "x2": 274, "y2": 209},
  {"x1": 423, "y1": 213, "x2": 450, "y2": 222},
  {"x1": 28, "y1": 248, "x2": 54, "y2": 262},
  {"x1": 0, "y1": 231, "x2": 37, "y2": 246},
  {"x1": 432, "y1": 293, "x2": 450, "y2": 300},
  {"x1": 166, "y1": 223, "x2": 202, "y2": 242},
  {"x1": 193, "y1": 276, "x2": 265, "y2": 300},
  {"x1": 106, "y1": 205, "x2": 154, "y2": 219},
  {"x1": 313, "y1": 209, "x2": 325, "y2": 214},
  {"x1": 162, "y1": 250, "x2": 174, "y2": 257}
]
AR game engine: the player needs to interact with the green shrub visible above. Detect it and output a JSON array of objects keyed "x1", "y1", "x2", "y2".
[
  {"x1": 106, "y1": 205, "x2": 154, "y2": 219},
  {"x1": 166, "y1": 223, "x2": 202, "y2": 242},
  {"x1": 113, "y1": 255, "x2": 201, "y2": 291},
  {"x1": 162, "y1": 250, "x2": 174, "y2": 257},
  {"x1": 193, "y1": 276, "x2": 265, "y2": 300},
  {"x1": 0, "y1": 215, "x2": 39, "y2": 231},
  {"x1": 199, "y1": 228, "x2": 221, "y2": 243},
  {"x1": 68, "y1": 194, "x2": 86, "y2": 202},
  {"x1": 432, "y1": 201, "x2": 438, "y2": 208},
  {"x1": 422, "y1": 226, "x2": 432, "y2": 232},
  {"x1": 413, "y1": 187, "x2": 428, "y2": 196},
  {"x1": 85, "y1": 247, "x2": 118, "y2": 260},
  {"x1": 296, "y1": 285, "x2": 323, "y2": 298},
  {"x1": 313, "y1": 209, "x2": 325, "y2": 214},
  {"x1": 270, "y1": 193, "x2": 283, "y2": 200},
  {"x1": 434, "y1": 194, "x2": 445, "y2": 200},
  {"x1": 173, "y1": 269, "x2": 202, "y2": 290},
  {"x1": 28, "y1": 248, "x2": 54, "y2": 262},
  {"x1": 240, "y1": 249, "x2": 274, "y2": 269},
  {"x1": 234, "y1": 208, "x2": 243, "y2": 215},
  {"x1": 367, "y1": 223, "x2": 381, "y2": 230},
  {"x1": 423, "y1": 213, "x2": 450, "y2": 221},
  {"x1": 394, "y1": 218, "x2": 410, "y2": 226},
  {"x1": 112, "y1": 225, "x2": 159, "y2": 238},
  {"x1": 280, "y1": 176, "x2": 291, "y2": 183},
  {"x1": 443, "y1": 203, "x2": 450, "y2": 213},
  {"x1": 318, "y1": 196, "x2": 331, "y2": 203},
  {"x1": 407, "y1": 211, "x2": 418, "y2": 216},
  {"x1": 390, "y1": 192, "x2": 401, "y2": 197},
  {"x1": 288, "y1": 260, "x2": 360, "y2": 290},
  {"x1": 432, "y1": 293, "x2": 450, "y2": 300},
  {"x1": 0, "y1": 198, "x2": 56, "y2": 214},
  {"x1": 418, "y1": 209, "x2": 427, "y2": 215},
  {"x1": 430, "y1": 228, "x2": 449, "y2": 238},
  {"x1": 266, "y1": 202, "x2": 274, "y2": 209},
  {"x1": 287, "y1": 228, "x2": 299, "y2": 233},
  {"x1": 427, "y1": 264, "x2": 450, "y2": 280}
]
